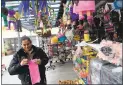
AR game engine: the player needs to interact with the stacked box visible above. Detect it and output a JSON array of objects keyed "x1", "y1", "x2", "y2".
[
  {"x1": 89, "y1": 58, "x2": 122, "y2": 84},
  {"x1": 89, "y1": 58, "x2": 109, "y2": 84},
  {"x1": 100, "y1": 64, "x2": 122, "y2": 84}
]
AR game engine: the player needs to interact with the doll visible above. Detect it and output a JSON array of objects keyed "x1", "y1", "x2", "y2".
[{"x1": 14, "y1": 11, "x2": 22, "y2": 32}]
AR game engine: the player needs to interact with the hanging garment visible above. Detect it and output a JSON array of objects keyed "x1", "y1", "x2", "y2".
[{"x1": 28, "y1": 60, "x2": 41, "y2": 85}]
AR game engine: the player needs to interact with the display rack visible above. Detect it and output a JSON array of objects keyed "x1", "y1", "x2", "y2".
[{"x1": 73, "y1": 45, "x2": 97, "y2": 84}]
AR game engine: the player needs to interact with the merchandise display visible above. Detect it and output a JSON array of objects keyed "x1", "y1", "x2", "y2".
[
  {"x1": 73, "y1": 45, "x2": 97, "y2": 84},
  {"x1": 1, "y1": 0, "x2": 123, "y2": 85}
]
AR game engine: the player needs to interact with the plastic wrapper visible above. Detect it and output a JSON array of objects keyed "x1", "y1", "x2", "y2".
[
  {"x1": 97, "y1": 40, "x2": 122, "y2": 66},
  {"x1": 100, "y1": 64, "x2": 122, "y2": 84},
  {"x1": 89, "y1": 58, "x2": 109, "y2": 84}
]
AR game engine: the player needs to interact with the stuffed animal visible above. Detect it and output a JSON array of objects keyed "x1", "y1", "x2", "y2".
[{"x1": 8, "y1": 9, "x2": 16, "y2": 30}]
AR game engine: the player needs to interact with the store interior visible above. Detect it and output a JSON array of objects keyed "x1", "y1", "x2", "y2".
[{"x1": 1, "y1": 0, "x2": 123, "y2": 84}]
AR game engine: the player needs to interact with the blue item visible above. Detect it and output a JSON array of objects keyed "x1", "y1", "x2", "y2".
[
  {"x1": 113, "y1": 0, "x2": 123, "y2": 9},
  {"x1": 58, "y1": 36, "x2": 67, "y2": 42}
]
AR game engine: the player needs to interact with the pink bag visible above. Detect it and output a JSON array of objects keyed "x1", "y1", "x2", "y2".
[{"x1": 28, "y1": 60, "x2": 41, "y2": 85}]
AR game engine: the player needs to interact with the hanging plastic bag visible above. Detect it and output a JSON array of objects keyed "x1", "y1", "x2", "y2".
[
  {"x1": 28, "y1": 60, "x2": 41, "y2": 85},
  {"x1": 65, "y1": 29, "x2": 74, "y2": 42},
  {"x1": 74, "y1": 46, "x2": 83, "y2": 58}
]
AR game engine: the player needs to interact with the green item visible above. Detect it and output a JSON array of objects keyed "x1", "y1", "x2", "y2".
[
  {"x1": 7, "y1": 6, "x2": 14, "y2": 10},
  {"x1": 1, "y1": 13, "x2": 8, "y2": 26},
  {"x1": 76, "y1": 58, "x2": 82, "y2": 64}
]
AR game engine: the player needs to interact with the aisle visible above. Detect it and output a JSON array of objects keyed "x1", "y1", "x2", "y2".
[
  {"x1": 46, "y1": 61, "x2": 77, "y2": 84},
  {"x1": 2, "y1": 55, "x2": 77, "y2": 84}
]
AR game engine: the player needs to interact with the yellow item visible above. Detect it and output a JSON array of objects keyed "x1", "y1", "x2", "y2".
[
  {"x1": 84, "y1": 33, "x2": 90, "y2": 42},
  {"x1": 51, "y1": 36, "x2": 58, "y2": 44},
  {"x1": 14, "y1": 12, "x2": 21, "y2": 20},
  {"x1": 73, "y1": 35, "x2": 80, "y2": 41},
  {"x1": 73, "y1": 56, "x2": 76, "y2": 61},
  {"x1": 86, "y1": 61, "x2": 89, "y2": 73},
  {"x1": 87, "y1": 11, "x2": 91, "y2": 16},
  {"x1": 79, "y1": 79, "x2": 85, "y2": 84}
]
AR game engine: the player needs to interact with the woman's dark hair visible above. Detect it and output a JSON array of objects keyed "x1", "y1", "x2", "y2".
[{"x1": 21, "y1": 36, "x2": 31, "y2": 43}]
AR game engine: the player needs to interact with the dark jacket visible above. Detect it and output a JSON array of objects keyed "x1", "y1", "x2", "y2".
[{"x1": 8, "y1": 45, "x2": 49, "y2": 85}]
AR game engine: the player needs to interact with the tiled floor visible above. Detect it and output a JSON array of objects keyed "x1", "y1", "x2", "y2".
[
  {"x1": 46, "y1": 61, "x2": 77, "y2": 84},
  {"x1": 2, "y1": 55, "x2": 77, "y2": 84}
]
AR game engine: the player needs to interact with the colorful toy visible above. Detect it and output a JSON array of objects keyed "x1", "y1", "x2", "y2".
[
  {"x1": 51, "y1": 36, "x2": 58, "y2": 44},
  {"x1": 8, "y1": 7, "x2": 16, "y2": 30}
]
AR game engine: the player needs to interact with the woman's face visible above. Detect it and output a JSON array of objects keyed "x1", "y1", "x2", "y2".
[{"x1": 22, "y1": 40, "x2": 32, "y2": 52}]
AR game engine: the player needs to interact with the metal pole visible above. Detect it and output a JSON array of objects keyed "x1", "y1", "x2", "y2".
[{"x1": 17, "y1": 31, "x2": 21, "y2": 50}]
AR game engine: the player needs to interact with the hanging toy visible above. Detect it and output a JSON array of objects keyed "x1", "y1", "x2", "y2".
[
  {"x1": 70, "y1": 5, "x2": 79, "y2": 21},
  {"x1": 8, "y1": 7, "x2": 16, "y2": 30},
  {"x1": 1, "y1": 7, "x2": 8, "y2": 27},
  {"x1": 51, "y1": 36, "x2": 59, "y2": 44},
  {"x1": 84, "y1": 30, "x2": 91, "y2": 42},
  {"x1": 38, "y1": 11, "x2": 44, "y2": 28},
  {"x1": 14, "y1": 11, "x2": 22, "y2": 32}
]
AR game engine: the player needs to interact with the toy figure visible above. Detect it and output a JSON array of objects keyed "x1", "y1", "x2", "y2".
[{"x1": 8, "y1": 9, "x2": 16, "y2": 30}]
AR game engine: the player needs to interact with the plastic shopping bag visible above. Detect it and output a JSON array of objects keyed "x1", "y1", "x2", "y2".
[{"x1": 28, "y1": 60, "x2": 41, "y2": 85}]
